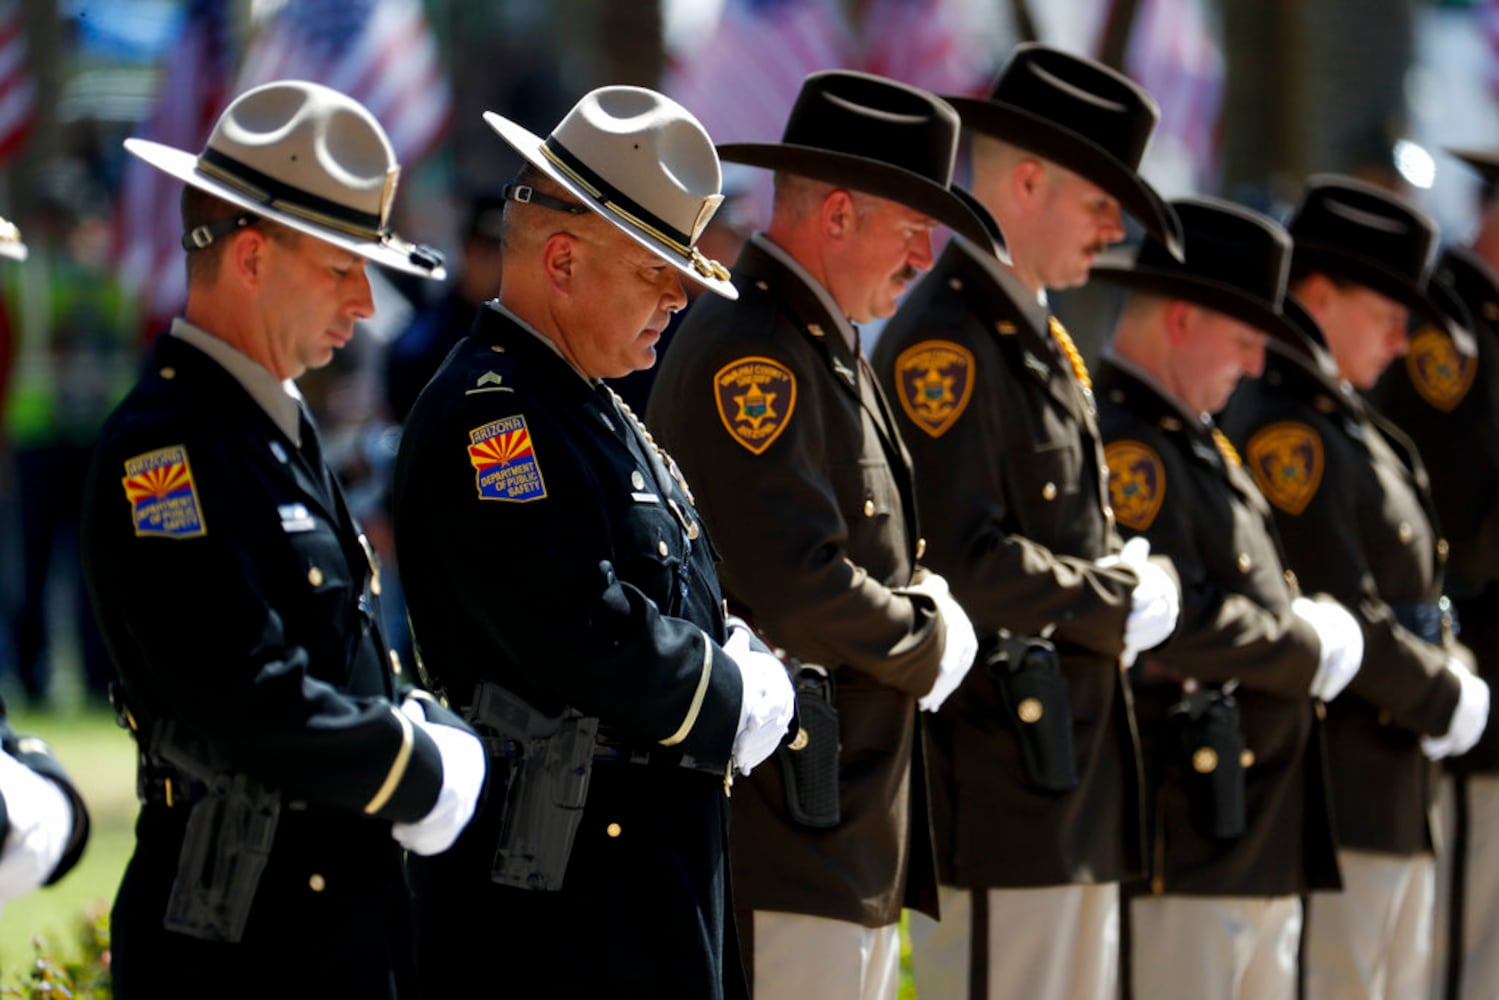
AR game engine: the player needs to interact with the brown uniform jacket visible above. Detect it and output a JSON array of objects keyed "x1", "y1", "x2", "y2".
[
  {"x1": 870, "y1": 238, "x2": 1145, "y2": 888},
  {"x1": 1098, "y1": 358, "x2": 1340, "y2": 896},
  {"x1": 1222, "y1": 339, "x2": 1462, "y2": 855},
  {"x1": 646, "y1": 235, "x2": 944, "y2": 927},
  {"x1": 1371, "y1": 247, "x2": 1499, "y2": 772}
]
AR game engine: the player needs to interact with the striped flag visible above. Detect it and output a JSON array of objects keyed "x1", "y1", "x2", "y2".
[
  {"x1": 236, "y1": 0, "x2": 452, "y2": 165},
  {"x1": 111, "y1": 0, "x2": 234, "y2": 332},
  {"x1": 859, "y1": 0, "x2": 995, "y2": 98},
  {"x1": 0, "y1": 0, "x2": 35, "y2": 164}
]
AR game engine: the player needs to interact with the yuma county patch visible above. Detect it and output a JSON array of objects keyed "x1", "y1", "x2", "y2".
[
  {"x1": 1104, "y1": 440, "x2": 1166, "y2": 531},
  {"x1": 1245, "y1": 421, "x2": 1324, "y2": 515},
  {"x1": 122, "y1": 445, "x2": 207, "y2": 539},
  {"x1": 1406, "y1": 325, "x2": 1475, "y2": 413},
  {"x1": 714, "y1": 356, "x2": 797, "y2": 455},
  {"x1": 893, "y1": 340, "x2": 975, "y2": 438},
  {"x1": 467, "y1": 415, "x2": 547, "y2": 502}
]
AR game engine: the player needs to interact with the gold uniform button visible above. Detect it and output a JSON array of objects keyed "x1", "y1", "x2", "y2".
[
  {"x1": 915, "y1": 537, "x2": 927, "y2": 560},
  {"x1": 1398, "y1": 522, "x2": 1413, "y2": 544},
  {"x1": 309, "y1": 874, "x2": 326, "y2": 892},
  {"x1": 789, "y1": 728, "x2": 809, "y2": 751},
  {"x1": 1042, "y1": 482, "x2": 1058, "y2": 501},
  {"x1": 1237, "y1": 553, "x2": 1252, "y2": 573},
  {"x1": 1017, "y1": 698, "x2": 1044, "y2": 724},
  {"x1": 658, "y1": 540, "x2": 670, "y2": 557},
  {"x1": 863, "y1": 499, "x2": 876, "y2": 518},
  {"x1": 1240, "y1": 749, "x2": 1255, "y2": 769},
  {"x1": 389, "y1": 650, "x2": 402, "y2": 676},
  {"x1": 631, "y1": 471, "x2": 645, "y2": 490},
  {"x1": 160, "y1": 367, "x2": 176, "y2": 380},
  {"x1": 1192, "y1": 747, "x2": 1219, "y2": 773},
  {"x1": 606, "y1": 822, "x2": 622, "y2": 838},
  {"x1": 308, "y1": 566, "x2": 324, "y2": 587}
]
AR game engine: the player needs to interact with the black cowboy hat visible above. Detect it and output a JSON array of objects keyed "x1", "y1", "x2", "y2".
[
  {"x1": 716, "y1": 70, "x2": 1005, "y2": 258},
  {"x1": 1288, "y1": 174, "x2": 1474, "y2": 356},
  {"x1": 945, "y1": 43, "x2": 1184, "y2": 261},
  {"x1": 1092, "y1": 197, "x2": 1303, "y2": 348}
]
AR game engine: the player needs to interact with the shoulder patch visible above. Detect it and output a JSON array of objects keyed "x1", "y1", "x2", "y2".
[
  {"x1": 1104, "y1": 440, "x2": 1166, "y2": 532},
  {"x1": 1405, "y1": 325, "x2": 1475, "y2": 412},
  {"x1": 468, "y1": 415, "x2": 547, "y2": 502},
  {"x1": 892, "y1": 340, "x2": 975, "y2": 438},
  {"x1": 714, "y1": 356, "x2": 797, "y2": 455},
  {"x1": 1245, "y1": 421, "x2": 1324, "y2": 515},
  {"x1": 122, "y1": 445, "x2": 207, "y2": 538}
]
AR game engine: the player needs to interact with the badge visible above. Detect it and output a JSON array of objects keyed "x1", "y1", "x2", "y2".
[
  {"x1": 893, "y1": 340, "x2": 975, "y2": 438},
  {"x1": 468, "y1": 415, "x2": 547, "y2": 502},
  {"x1": 1104, "y1": 440, "x2": 1166, "y2": 531},
  {"x1": 122, "y1": 445, "x2": 207, "y2": 539},
  {"x1": 1245, "y1": 421, "x2": 1324, "y2": 515},
  {"x1": 714, "y1": 356, "x2": 796, "y2": 455},
  {"x1": 1406, "y1": 324, "x2": 1475, "y2": 412}
]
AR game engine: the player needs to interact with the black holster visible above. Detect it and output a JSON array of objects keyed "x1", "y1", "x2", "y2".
[
  {"x1": 777, "y1": 665, "x2": 840, "y2": 828},
  {"x1": 1169, "y1": 684, "x2": 1247, "y2": 839},
  {"x1": 986, "y1": 634, "x2": 1078, "y2": 792},
  {"x1": 467, "y1": 681, "x2": 598, "y2": 892}
]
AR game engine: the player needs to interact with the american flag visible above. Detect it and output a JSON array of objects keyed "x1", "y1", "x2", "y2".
[
  {"x1": 859, "y1": 0, "x2": 995, "y2": 99},
  {"x1": 236, "y1": 0, "x2": 451, "y2": 165},
  {"x1": 0, "y1": 0, "x2": 35, "y2": 164},
  {"x1": 111, "y1": 0, "x2": 234, "y2": 333}
]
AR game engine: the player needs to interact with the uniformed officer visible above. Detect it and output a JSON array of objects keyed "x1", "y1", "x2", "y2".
[
  {"x1": 1221, "y1": 176, "x2": 1491, "y2": 1000},
  {"x1": 870, "y1": 45, "x2": 1182, "y2": 1000},
  {"x1": 1367, "y1": 148, "x2": 1499, "y2": 1000},
  {"x1": 647, "y1": 71, "x2": 984, "y2": 999},
  {"x1": 392, "y1": 87, "x2": 796, "y2": 999},
  {"x1": 80, "y1": 81, "x2": 486, "y2": 998},
  {"x1": 1094, "y1": 198, "x2": 1364, "y2": 999}
]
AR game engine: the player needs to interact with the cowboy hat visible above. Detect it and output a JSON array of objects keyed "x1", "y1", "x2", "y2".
[
  {"x1": 124, "y1": 79, "x2": 445, "y2": 280},
  {"x1": 946, "y1": 43, "x2": 1183, "y2": 260},
  {"x1": 0, "y1": 217, "x2": 26, "y2": 262},
  {"x1": 484, "y1": 86, "x2": 738, "y2": 299},
  {"x1": 715, "y1": 70, "x2": 1005, "y2": 258}
]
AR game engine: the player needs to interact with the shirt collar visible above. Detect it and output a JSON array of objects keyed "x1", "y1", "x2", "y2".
[{"x1": 169, "y1": 317, "x2": 303, "y2": 445}]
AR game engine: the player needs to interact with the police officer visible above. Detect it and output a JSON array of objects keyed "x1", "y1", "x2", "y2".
[
  {"x1": 1094, "y1": 198, "x2": 1363, "y2": 999},
  {"x1": 1221, "y1": 176, "x2": 1491, "y2": 1000},
  {"x1": 647, "y1": 71, "x2": 983, "y2": 998},
  {"x1": 1368, "y1": 148, "x2": 1499, "y2": 1000},
  {"x1": 81, "y1": 81, "x2": 485, "y2": 998},
  {"x1": 392, "y1": 88, "x2": 795, "y2": 999},
  {"x1": 870, "y1": 45, "x2": 1182, "y2": 1000}
]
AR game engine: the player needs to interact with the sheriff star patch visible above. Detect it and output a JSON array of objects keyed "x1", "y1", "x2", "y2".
[
  {"x1": 468, "y1": 415, "x2": 547, "y2": 502},
  {"x1": 1406, "y1": 324, "x2": 1475, "y2": 413},
  {"x1": 714, "y1": 356, "x2": 796, "y2": 455},
  {"x1": 893, "y1": 340, "x2": 975, "y2": 438},
  {"x1": 122, "y1": 445, "x2": 207, "y2": 538},
  {"x1": 1104, "y1": 440, "x2": 1166, "y2": 531},
  {"x1": 1245, "y1": 421, "x2": 1324, "y2": 515}
]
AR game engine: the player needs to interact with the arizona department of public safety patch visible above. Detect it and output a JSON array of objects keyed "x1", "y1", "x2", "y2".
[
  {"x1": 1406, "y1": 324, "x2": 1475, "y2": 412},
  {"x1": 1245, "y1": 421, "x2": 1324, "y2": 515},
  {"x1": 1104, "y1": 440, "x2": 1167, "y2": 531},
  {"x1": 122, "y1": 445, "x2": 207, "y2": 538},
  {"x1": 893, "y1": 340, "x2": 975, "y2": 438},
  {"x1": 468, "y1": 415, "x2": 547, "y2": 502},
  {"x1": 714, "y1": 356, "x2": 796, "y2": 455}
]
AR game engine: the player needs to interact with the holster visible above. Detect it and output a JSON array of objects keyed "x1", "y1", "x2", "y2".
[
  {"x1": 467, "y1": 681, "x2": 599, "y2": 892},
  {"x1": 986, "y1": 633, "x2": 1078, "y2": 792},
  {"x1": 1169, "y1": 684, "x2": 1246, "y2": 839},
  {"x1": 777, "y1": 664, "x2": 840, "y2": 828}
]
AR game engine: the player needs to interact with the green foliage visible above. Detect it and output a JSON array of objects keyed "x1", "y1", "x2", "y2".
[{"x1": 1, "y1": 906, "x2": 110, "y2": 999}]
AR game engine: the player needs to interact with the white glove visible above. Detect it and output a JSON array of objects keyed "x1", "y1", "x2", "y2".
[
  {"x1": 1422, "y1": 659, "x2": 1491, "y2": 760},
  {"x1": 391, "y1": 699, "x2": 487, "y2": 856},
  {"x1": 1098, "y1": 536, "x2": 1180, "y2": 666},
  {"x1": 907, "y1": 573, "x2": 978, "y2": 712},
  {"x1": 0, "y1": 748, "x2": 74, "y2": 906},
  {"x1": 725, "y1": 621, "x2": 796, "y2": 776},
  {"x1": 1292, "y1": 596, "x2": 1364, "y2": 702}
]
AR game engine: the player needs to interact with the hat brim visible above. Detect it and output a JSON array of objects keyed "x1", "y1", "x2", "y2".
[
  {"x1": 0, "y1": 240, "x2": 26, "y2": 262},
  {"x1": 1293, "y1": 241, "x2": 1476, "y2": 356},
  {"x1": 123, "y1": 138, "x2": 447, "y2": 281},
  {"x1": 483, "y1": 111, "x2": 737, "y2": 300},
  {"x1": 945, "y1": 98, "x2": 1184, "y2": 261},
  {"x1": 715, "y1": 142, "x2": 1007, "y2": 261},
  {"x1": 1092, "y1": 252, "x2": 1306, "y2": 350}
]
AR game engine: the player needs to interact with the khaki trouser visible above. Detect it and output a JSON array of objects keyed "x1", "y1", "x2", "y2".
[
  {"x1": 751, "y1": 910, "x2": 900, "y2": 1000},
  {"x1": 1131, "y1": 893, "x2": 1301, "y2": 1000},
  {"x1": 1431, "y1": 773, "x2": 1499, "y2": 1000},
  {"x1": 1305, "y1": 849, "x2": 1435, "y2": 1000},
  {"x1": 908, "y1": 883, "x2": 1118, "y2": 1000}
]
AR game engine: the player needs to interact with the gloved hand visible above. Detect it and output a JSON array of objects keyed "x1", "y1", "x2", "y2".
[
  {"x1": 1422, "y1": 660, "x2": 1491, "y2": 760},
  {"x1": 725, "y1": 622, "x2": 796, "y2": 776},
  {"x1": 391, "y1": 697, "x2": 487, "y2": 856},
  {"x1": 1292, "y1": 595, "x2": 1364, "y2": 702},
  {"x1": 906, "y1": 573, "x2": 978, "y2": 712},
  {"x1": 0, "y1": 749, "x2": 74, "y2": 906},
  {"x1": 1097, "y1": 536, "x2": 1180, "y2": 666}
]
